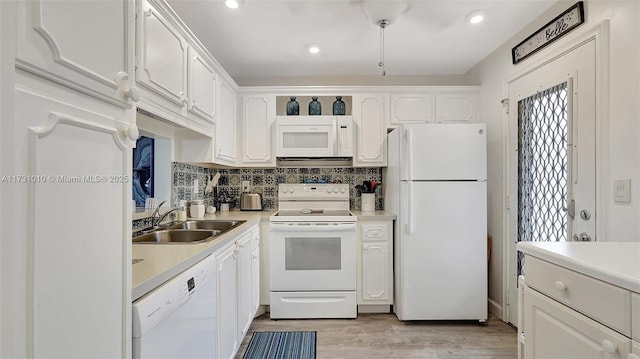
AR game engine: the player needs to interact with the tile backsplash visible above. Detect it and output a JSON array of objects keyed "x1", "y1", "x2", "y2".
[{"x1": 171, "y1": 163, "x2": 384, "y2": 211}]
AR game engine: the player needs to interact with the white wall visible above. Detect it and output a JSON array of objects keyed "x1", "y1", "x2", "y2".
[{"x1": 466, "y1": 0, "x2": 640, "y2": 319}]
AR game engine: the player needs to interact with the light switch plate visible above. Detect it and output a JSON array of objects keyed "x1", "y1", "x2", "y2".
[
  {"x1": 613, "y1": 179, "x2": 631, "y2": 203},
  {"x1": 193, "y1": 179, "x2": 199, "y2": 194}
]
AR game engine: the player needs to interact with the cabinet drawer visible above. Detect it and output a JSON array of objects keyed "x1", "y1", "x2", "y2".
[
  {"x1": 525, "y1": 255, "x2": 631, "y2": 336},
  {"x1": 633, "y1": 293, "x2": 640, "y2": 341},
  {"x1": 361, "y1": 223, "x2": 389, "y2": 242}
]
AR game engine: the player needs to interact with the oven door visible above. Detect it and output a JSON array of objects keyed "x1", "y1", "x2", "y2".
[{"x1": 269, "y1": 222, "x2": 356, "y2": 291}]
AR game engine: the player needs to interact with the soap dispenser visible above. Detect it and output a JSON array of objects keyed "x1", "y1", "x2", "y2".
[{"x1": 177, "y1": 200, "x2": 187, "y2": 221}]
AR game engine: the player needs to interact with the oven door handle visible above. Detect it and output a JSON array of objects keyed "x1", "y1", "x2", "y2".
[{"x1": 270, "y1": 223, "x2": 357, "y2": 232}]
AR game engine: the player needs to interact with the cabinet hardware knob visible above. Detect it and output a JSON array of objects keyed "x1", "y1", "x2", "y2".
[
  {"x1": 601, "y1": 340, "x2": 617, "y2": 353},
  {"x1": 124, "y1": 125, "x2": 139, "y2": 141},
  {"x1": 554, "y1": 281, "x2": 567, "y2": 291},
  {"x1": 125, "y1": 87, "x2": 140, "y2": 102},
  {"x1": 363, "y1": 244, "x2": 370, "y2": 250}
]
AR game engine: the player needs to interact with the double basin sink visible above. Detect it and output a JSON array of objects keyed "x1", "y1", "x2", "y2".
[{"x1": 133, "y1": 220, "x2": 246, "y2": 244}]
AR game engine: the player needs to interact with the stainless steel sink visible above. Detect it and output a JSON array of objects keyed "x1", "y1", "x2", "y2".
[
  {"x1": 132, "y1": 220, "x2": 246, "y2": 244},
  {"x1": 133, "y1": 229, "x2": 220, "y2": 244},
  {"x1": 167, "y1": 220, "x2": 246, "y2": 231}
]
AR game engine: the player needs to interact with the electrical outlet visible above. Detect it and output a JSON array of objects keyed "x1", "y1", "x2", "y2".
[
  {"x1": 193, "y1": 179, "x2": 199, "y2": 194},
  {"x1": 242, "y1": 180, "x2": 251, "y2": 192}
]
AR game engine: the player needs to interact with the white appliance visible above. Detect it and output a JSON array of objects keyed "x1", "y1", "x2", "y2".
[
  {"x1": 132, "y1": 255, "x2": 217, "y2": 358},
  {"x1": 386, "y1": 124, "x2": 488, "y2": 321},
  {"x1": 269, "y1": 183, "x2": 357, "y2": 319},
  {"x1": 275, "y1": 116, "x2": 353, "y2": 158}
]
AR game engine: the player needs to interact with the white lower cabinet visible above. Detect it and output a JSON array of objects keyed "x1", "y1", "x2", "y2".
[
  {"x1": 215, "y1": 223, "x2": 260, "y2": 359},
  {"x1": 259, "y1": 221, "x2": 271, "y2": 305},
  {"x1": 250, "y1": 228, "x2": 261, "y2": 315},
  {"x1": 215, "y1": 240, "x2": 238, "y2": 359},
  {"x1": 357, "y1": 221, "x2": 393, "y2": 307},
  {"x1": 524, "y1": 286, "x2": 631, "y2": 358},
  {"x1": 522, "y1": 254, "x2": 636, "y2": 359}
]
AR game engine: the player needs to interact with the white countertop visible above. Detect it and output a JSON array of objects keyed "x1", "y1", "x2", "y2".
[
  {"x1": 352, "y1": 210, "x2": 397, "y2": 221},
  {"x1": 132, "y1": 210, "x2": 274, "y2": 301},
  {"x1": 517, "y1": 241, "x2": 640, "y2": 293}
]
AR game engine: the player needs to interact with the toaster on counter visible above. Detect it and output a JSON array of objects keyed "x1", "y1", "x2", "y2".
[{"x1": 240, "y1": 193, "x2": 262, "y2": 211}]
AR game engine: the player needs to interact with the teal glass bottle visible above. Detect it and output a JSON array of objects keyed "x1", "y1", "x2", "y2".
[
  {"x1": 308, "y1": 97, "x2": 321, "y2": 115},
  {"x1": 286, "y1": 96, "x2": 299, "y2": 115},
  {"x1": 332, "y1": 96, "x2": 346, "y2": 115}
]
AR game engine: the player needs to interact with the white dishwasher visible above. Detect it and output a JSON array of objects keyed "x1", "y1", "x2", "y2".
[{"x1": 133, "y1": 254, "x2": 217, "y2": 359}]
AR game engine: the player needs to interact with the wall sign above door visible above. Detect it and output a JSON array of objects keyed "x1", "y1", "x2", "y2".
[{"x1": 512, "y1": 1, "x2": 585, "y2": 64}]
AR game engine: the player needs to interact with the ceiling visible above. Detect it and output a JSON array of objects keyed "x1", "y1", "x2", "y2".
[{"x1": 167, "y1": 0, "x2": 558, "y2": 85}]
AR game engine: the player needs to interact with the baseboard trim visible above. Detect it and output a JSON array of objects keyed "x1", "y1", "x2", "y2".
[
  {"x1": 358, "y1": 304, "x2": 392, "y2": 313},
  {"x1": 488, "y1": 298, "x2": 503, "y2": 321}
]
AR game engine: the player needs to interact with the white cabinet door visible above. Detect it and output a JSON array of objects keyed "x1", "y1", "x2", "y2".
[
  {"x1": 136, "y1": 0, "x2": 187, "y2": 114},
  {"x1": 187, "y1": 46, "x2": 217, "y2": 127},
  {"x1": 216, "y1": 241, "x2": 238, "y2": 359},
  {"x1": 15, "y1": 83, "x2": 135, "y2": 358},
  {"x1": 389, "y1": 94, "x2": 435, "y2": 125},
  {"x1": 259, "y1": 221, "x2": 271, "y2": 306},
  {"x1": 435, "y1": 93, "x2": 477, "y2": 123},
  {"x1": 251, "y1": 229, "x2": 261, "y2": 316},
  {"x1": 242, "y1": 94, "x2": 275, "y2": 166},
  {"x1": 358, "y1": 222, "x2": 393, "y2": 304},
  {"x1": 524, "y1": 287, "x2": 632, "y2": 359},
  {"x1": 353, "y1": 94, "x2": 387, "y2": 166},
  {"x1": 236, "y1": 232, "x2": 253, "y2": 342},
  {"x1": 15, "y1": 0, "x2": 135, "y2": 107},
  {"x1": 215, "y1": 79, "x2": 237, "y2": 165}
]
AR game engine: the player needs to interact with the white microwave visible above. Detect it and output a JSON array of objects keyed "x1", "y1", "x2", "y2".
[{"x1": 276, "y1": 116, "x2": 353, "y2": 158}]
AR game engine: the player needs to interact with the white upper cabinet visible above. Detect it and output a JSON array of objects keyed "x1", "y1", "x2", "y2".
[
  {"x1": 435, "y1": 92, "x2": 478, "y2": 123},
  {"x1": 187, "y1": 46, "x2": 217, "y2": 128},
  {"x1": 389, "y1": 94, "x2": 435, "y2": 125},
  {"x1": 215, "y1": 79, "x2": 238, "y2": 165},
  {"x1": 241, "y1": 94, "x2": 275, "y2": 166},
  {"x1": 353, "y1": 94, "x2": 387, "y2": 167},
  {"x1": 136, "y1": 0, "x2": 188, "y2": 122},
  {"x1": 16, "y1": 0, "x2": 136, "y2": 108}
]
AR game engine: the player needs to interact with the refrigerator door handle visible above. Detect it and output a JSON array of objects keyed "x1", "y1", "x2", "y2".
[
  {"x1": 406, "y1": 182, "x2": 414, "y2": 234},
  {"x1": 405, "y1": 128, "x2": 414, "y2": 180}
]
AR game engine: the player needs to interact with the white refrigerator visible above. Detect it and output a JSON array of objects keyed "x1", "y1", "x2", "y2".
[{"x1": 386, "y1": 124, "x2": 487, "y2": 321}]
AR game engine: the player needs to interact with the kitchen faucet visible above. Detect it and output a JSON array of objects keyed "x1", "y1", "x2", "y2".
[{"x1": 151, "y1": 200, "x2": 178, "y2": 228}]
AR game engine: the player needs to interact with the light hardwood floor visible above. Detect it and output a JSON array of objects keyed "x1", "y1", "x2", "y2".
[{"x1": 236, "y1": 312, "x2": 517, "y2": 358}]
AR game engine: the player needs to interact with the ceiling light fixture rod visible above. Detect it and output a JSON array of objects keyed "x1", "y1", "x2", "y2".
[{"x1": 377, "y1": 19, "x2": 389, "y2": 77}]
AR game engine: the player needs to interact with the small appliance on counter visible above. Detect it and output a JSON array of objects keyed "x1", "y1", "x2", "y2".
[{"x1": 240, "y1": 192, "x2": 262, "y2": 211}]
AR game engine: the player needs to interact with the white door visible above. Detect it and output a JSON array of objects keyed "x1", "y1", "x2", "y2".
[{"x1": 507, "y1": 39, "x2": 597, "y2": 325}]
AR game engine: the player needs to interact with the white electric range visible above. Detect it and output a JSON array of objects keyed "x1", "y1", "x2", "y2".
[{"x1": 269, "y1": 183, "x2": 357, "y2": 319}]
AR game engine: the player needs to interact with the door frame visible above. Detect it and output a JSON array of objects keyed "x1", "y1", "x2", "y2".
[{"x1": 501, "y1": 21, "x2": 610, "y2": 325}]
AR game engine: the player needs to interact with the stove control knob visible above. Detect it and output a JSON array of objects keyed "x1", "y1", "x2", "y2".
[
  {"x1": 281, "y1": 188, "x2": 288, "y2": 194},
  {"x1": 340, "y1": 188, "x2": 346, "y2": 193}
]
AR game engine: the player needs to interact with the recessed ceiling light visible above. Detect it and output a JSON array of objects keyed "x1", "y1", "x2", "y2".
[
  {"x1": 308, "y1": 45, "x2": 320, "y2": 54},
  {"x1": 467, "y1": 10, "x2": 486, "y2": 24},
  {"x1": 225, "y1": 0, "x2": 239, "y2": 9}
]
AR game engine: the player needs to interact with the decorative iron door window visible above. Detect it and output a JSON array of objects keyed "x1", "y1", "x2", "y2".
[{"x1": 517, "y1": 82, "x2": 568, "y2": 275}]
